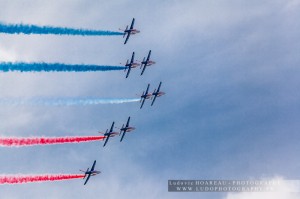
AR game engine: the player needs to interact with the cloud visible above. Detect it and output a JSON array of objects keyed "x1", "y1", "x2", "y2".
[
  {"x1": 0, "y1": 1, "x2": 300, "y2": 199},
  {"x1": 285, "y1": 0, "x2": 300, "y2": 10}
]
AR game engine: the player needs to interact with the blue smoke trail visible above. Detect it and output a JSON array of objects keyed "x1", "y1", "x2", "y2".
[
  {"x1": 0, "y1": 97, "x2": 140, "y2": 106},
  {"x1": 0, "y1": 23, "x2": 123, "y2": 36},
  {"x1": 0, "y1": 62, "x2": 125, "y2": 72}
]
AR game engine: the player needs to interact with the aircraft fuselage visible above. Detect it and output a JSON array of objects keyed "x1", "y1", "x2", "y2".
[
  {"x1": 142, "y1": 60, "x2": 156, "y2": 66},
  {"x1": 142, "y1": 93, "x2": 152, "y2": 99},
  {"x1": 154, "y1": 91, "x2": 165, "y2": 97},
  {"x1": 121, "y1": 127, "x2": 136, "y2": 132},
  {"x1": 126, "y1": 62, "x2": 140, "y2": 68},
  {"x1": 126, "y1": 29, "x2": 140, "y2": 35},
  {"x1": 104, "y1": 132, "x2": 119, "y2": 137},
  {"x1": 86, "y1": 170, "x2": 101, "y2": 176}
]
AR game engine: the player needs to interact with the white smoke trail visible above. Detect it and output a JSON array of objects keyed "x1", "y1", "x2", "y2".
[{"x1": 0, "y1": 98, "x2": 140, "y2": 106}]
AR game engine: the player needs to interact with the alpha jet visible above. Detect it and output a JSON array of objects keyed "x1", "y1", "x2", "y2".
[
  {"x1": 119, "y1": 116, "x2": 136, "y2": 142},
  {"x1": 80, "y1": 160, "x2": 101, "y2": 185},
  {"x1": 151, "y1": 82, "x2": 165, "y2": 106},
  {"x1": 120, "y1": 18, "x2": 140, "y2": 44}
]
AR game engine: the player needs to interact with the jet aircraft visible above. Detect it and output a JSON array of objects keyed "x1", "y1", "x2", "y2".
[
  {"x1": 123, "y1": 52, "x2": 140, "y2": 78},
  {"x1": 80, "y1": 160, "x2": 101, "y2": 185},
  {"x1": 140, "y1": 84, "x2": 152, "y2": 109},
  {"x1": 119, "y1": 116, "x2": 136, "y2": 142},
  {"x1": 140, "y1": 50, "x2": 156, "y2": 76},
  {"x1": 100, "y1": 122, "x2": 119, "y2": 147},
  {"x1": 151, "y1": 82, "x2": 165, "y2": 106},
  {"x1": 120, "y1": 18, "x2": 140, "y2": 44}
]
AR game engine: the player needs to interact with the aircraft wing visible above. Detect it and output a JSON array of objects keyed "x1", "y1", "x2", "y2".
[
  {"x1": 103, "y1": 135, "x2": 110, "y2": 147},
  {"x1": 151, "y1": 95, "x2": 158, "y2": 106},
  {"x1": 110, "y1": 122, "x2": 115, "y2": 132},
  {"x1": 140, "y1": 64, "x2": 147, "y2": 76},
  {"x1": 145, "y1": 84, "x2": 150, "y2": 95},
  {"x1": 124, "y1": 33, "x2": 130, "y2": 44},
  {"x1": 91, "y1": 160, "x2": 96, "y2": 171},
  {"x1": 146, "y1": 50, "x2": 151, "y2": 62},
  {"x1": 130, "y1": 52, "x2": 135, "y2": 63},
  {"x1": 125, "y1": 66, "x2": 131, "y2": 78},
  {"x1": 84, "y1": 173, "x2": 91, "y2": 185},
  {"x1": 130, "y1": 18, "x2": 135, "y2": 29},
  {"x1": 157, "y1": 82, "x2": 162, "y2": 92},
  {"x1": 126, "y1": 117, "x2": 130, "y2": 127},
  {"x1": 141, "y1": 51, "x2": 151, "y2": 76},
  {"x1": 140, "y1": 98, "x2": 146, "y2": 109},
  {"x1": 120, "y1": 131, "x2": 126, "y2": 142}
]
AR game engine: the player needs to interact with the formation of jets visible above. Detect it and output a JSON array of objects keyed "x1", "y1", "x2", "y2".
[
  {"x1": 122, "y1": 50, "x2": 155, "y2": 78},
  {"x1": 80, "y1": 18, "x2": 165, "y2": 186},
  {"x1": 140, "y1": 82, "x2": 165, "y2": 109},
  {"x1": 99, "y1": 117, "x2": 135, "y2": 147},
  {"x1": 120, "y1": 19, "x2": 155, "y2": 78},
  {"x1": 79, "y1": 116, "x2": 135, "y2": 185}
]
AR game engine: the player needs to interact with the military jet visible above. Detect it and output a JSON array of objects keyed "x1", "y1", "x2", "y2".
[
  {"x1": 119, "y1": 116, "x2": 136, "y2": 142},
  {"x1": 80, "y1": 160, "x2": 101, "y2": 185},
  {"x1": 120, "y1": 18, "x2": 140, "y2": 44}
]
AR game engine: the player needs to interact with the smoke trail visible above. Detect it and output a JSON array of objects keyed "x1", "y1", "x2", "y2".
[
  {"x1": 0, "y1": 62, "x2": 125, "y2": 72},
  {"x1": 0, "y1": 23, "x2": 123, "y2": 36},
  {"x1": 0, "y1": 174, "x2": 84, "y2": 185},
  {"x1": 0, "y1": 136, "x2": 105, "y2": 147},
  {"x1": 0, "y1": 97, "x2": 140, "y2": 106}
]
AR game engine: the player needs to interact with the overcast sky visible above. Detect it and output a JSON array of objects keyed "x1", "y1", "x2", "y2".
[{"x1": 0, "y1": 0, "x2": 300, "y2": 198}]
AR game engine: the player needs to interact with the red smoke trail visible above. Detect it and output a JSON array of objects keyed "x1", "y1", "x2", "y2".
[
  {"x1": 0, "y1": 174, "x2": 85, "y2": 184},
  {"x1": 0, "y1": 136, "x2": 105, "y2": 147}
]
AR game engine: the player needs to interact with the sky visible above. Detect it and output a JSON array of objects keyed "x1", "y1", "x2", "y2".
[{"x1": 0, "y1": 0, "x2": 300, "y2": 198}]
